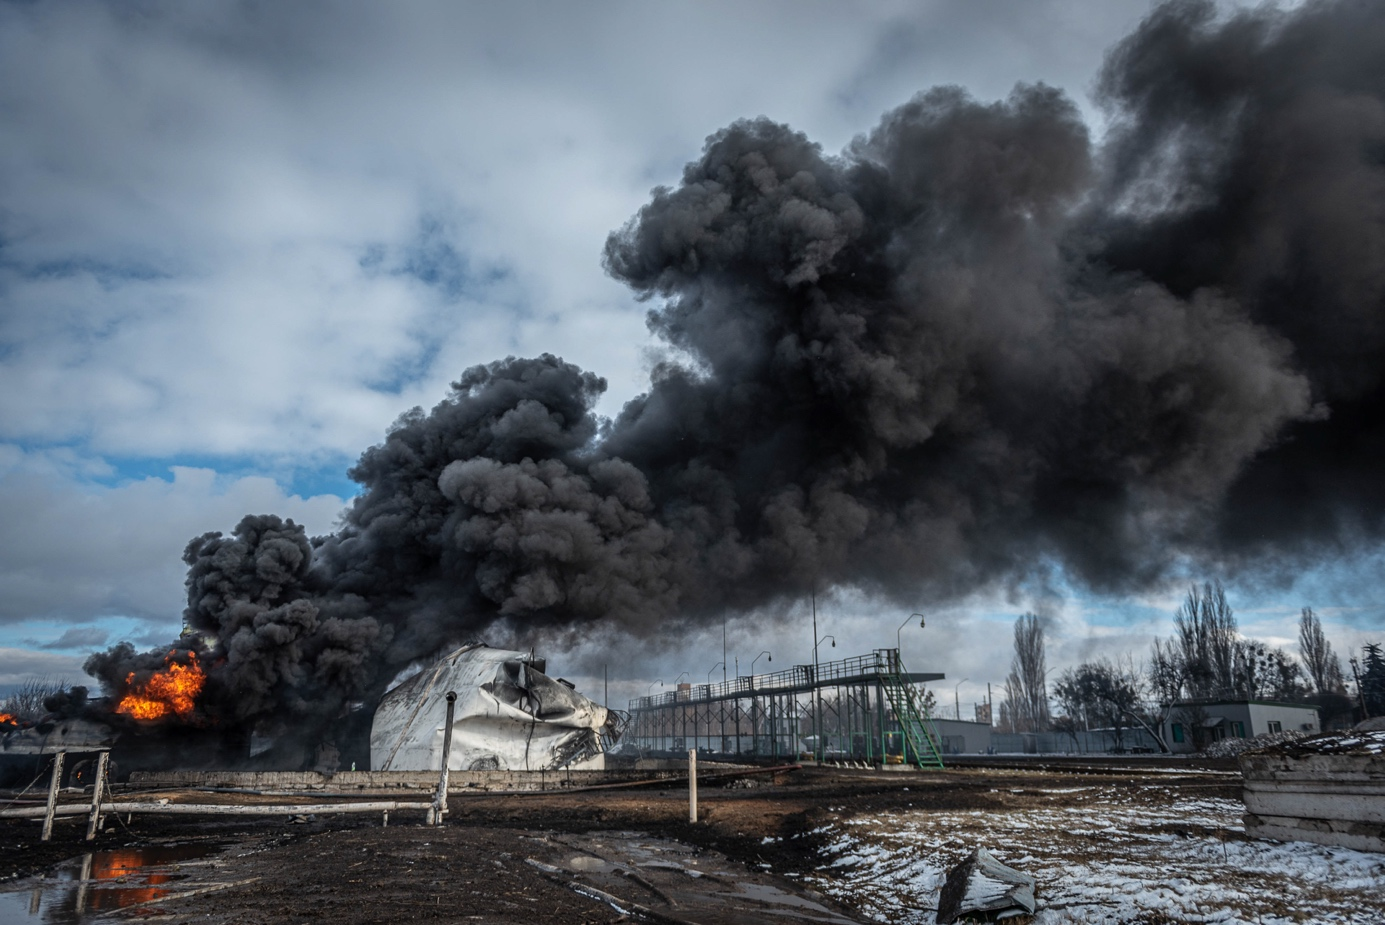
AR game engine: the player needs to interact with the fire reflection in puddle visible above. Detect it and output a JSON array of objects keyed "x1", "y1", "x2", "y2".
[{"x1": 0, "y1": 842, "x2": 220, "y2": 923}]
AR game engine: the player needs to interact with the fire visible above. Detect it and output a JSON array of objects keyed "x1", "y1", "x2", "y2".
[
  {"x1": 0, "y1": 712, "x2": 15, "y2": 725},
  {"x1": 115, "y1": 651, "x2": 205, "y2": 721}
]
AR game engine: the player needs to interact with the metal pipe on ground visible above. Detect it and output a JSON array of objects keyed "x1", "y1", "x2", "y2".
[
  {"x1": 429, "y1": 691, "x2": 457, "y2": 826},
  {"x1": 1, "y1": 801, "x2": 431, "y2": 820}
]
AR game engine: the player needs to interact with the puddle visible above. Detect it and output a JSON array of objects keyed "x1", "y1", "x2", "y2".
[
  {"x1": 551, "y1": 832, "x2": 860, "y2": 924},
  {"x1": 0, "y1": 843, "x2": 221, "y2": 923},
  {"x1": 732, "y1": 881, "x2": 837, "y2": 912}
]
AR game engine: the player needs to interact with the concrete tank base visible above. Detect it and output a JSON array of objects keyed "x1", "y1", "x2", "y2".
[{"x1": 1239, "y1": 752, "x2": 1385, "y2": 853}]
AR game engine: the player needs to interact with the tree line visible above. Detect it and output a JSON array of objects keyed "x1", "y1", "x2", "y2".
[{"x1": 993, "y1": 582, "x2": 1383, "y2": 752}]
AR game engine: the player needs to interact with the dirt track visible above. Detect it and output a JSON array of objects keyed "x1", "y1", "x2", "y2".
[{"x1": 0, "y1": 760, "x2": 1244, "y2": 924}]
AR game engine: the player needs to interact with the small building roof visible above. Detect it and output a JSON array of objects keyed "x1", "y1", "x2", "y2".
[{"x1": 1170, "y1": 699, "x2": 1319, "y2": 711}]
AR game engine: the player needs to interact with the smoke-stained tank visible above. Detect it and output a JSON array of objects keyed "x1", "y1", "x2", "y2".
[
  {"x1": 0, "y1": 710, "x2": 249, "y2": 786},
  {"x1": 369, "y1": 643, "x2": 617, "y2": 772}
]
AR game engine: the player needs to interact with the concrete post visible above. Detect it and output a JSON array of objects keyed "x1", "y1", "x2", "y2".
[
  {"x1": 85, "y1": 751, "x2": 110, "y2": 841},
  {"x1": 74, "y1": 852, "x2": 93, "y2": 915},
  {"x1": 688, "y1": 748, "x2": 698, "y2": 823},
  {"x1": 41, "y1": 751, "x2": 65, "y2": 842}
]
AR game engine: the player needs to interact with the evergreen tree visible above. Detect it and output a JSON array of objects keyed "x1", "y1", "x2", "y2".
[{"x1": 1361, "y1": 643, "x2": 1385, "y2": 716}]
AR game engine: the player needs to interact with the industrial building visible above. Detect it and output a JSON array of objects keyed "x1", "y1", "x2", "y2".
[{"x1": 1163, "y1": 699, "x2": 1321, "y2": 753}]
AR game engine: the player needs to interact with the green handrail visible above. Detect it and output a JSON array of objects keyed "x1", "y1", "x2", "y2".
[{"x1": 880, "y1": 658, "x2": 945, "y2": 769}]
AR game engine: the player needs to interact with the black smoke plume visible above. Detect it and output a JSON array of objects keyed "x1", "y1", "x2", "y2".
[{"x1": 86, "y1": 0, "x2": 1385, "y2": 759}]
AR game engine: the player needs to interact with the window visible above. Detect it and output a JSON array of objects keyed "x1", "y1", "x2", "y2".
[
  {"x1": 1267, "y1": 720, "x2": 1282, "y2": 734},
  {"x1": 1231, "y1": 721, "x2": 1245, "y2": 738},
  {"x1": 1171, "y1": 723, "x2": 1184, "y2": 743}
]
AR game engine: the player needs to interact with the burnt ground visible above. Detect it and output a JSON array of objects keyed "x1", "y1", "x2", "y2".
[{"x1": 0, "y1": 759, "x2": 1245, "y2": 924}]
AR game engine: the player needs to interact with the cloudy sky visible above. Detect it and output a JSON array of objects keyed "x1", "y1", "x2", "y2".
[{"x1": 1, "y1": 0, "x2": 1376, "y2": 713}]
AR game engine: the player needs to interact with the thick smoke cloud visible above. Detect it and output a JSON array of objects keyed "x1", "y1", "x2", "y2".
[
  {"x1": 1091, "y1": 0, "x2": 1385, "y2": 560},
  {"x1": 87, "y1": 0, "x2": 1385, "y2": 755}
]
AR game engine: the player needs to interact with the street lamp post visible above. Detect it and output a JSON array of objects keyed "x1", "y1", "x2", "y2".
[
  {"x1": 670, "y1": 672, "x2": 689, "y2": 749},
  {"x1": 708, "y1": 662, "x2": 726, "y2": 753},
  {"x1": 749, "y1": 650, "x2": 771, "y2": 757},
  {"x1": 954, "y1": 678, "x2": 969, "y2": 722},
  {"x1": 814, "y1": 633, "x2": 836, "y2": 762},
  {"x1": 722, "y1": 618, "x2": 728, "y2": 688},
  {"x1": 896, "y1": 613, "x2": 925, "y2": 670},
  {"x1": 645, "y1": 680, "x2": 662, "y2": 748},
  {"x1": 808, "y1": 595, "x2": 814, "y2": 764}
]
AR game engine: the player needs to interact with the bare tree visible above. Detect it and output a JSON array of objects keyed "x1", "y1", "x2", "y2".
[
  {"x1": 1234, "y1": 639, "x2": 1308, "y2": 700},
  {"x1": 0, "y1": 678, "x2": 69, "y2": 721},
  {"x1": 1057, "y1": 656, "x2": 1172, "y2": 752},
  {"x1": 1010, "y1": 613, "x2": 1050, "y2": 732},
  {"x1": 1144, "y1": 639, "x2": 1193, "y2": 752},
  {"x1": 1298, "y1": 607, "x2": 1346, "y2": 695},
  {"x1": 1149, "y1": 638, "x2": 1185, "y2": 703},
  {"x1": 1000, "y1": 671, "x2": 1022, "y2": 733},
  {"x1": 1051, "y1": 674, "x2": 1086, "y2": 751},
  {"x1": 1173, "y1": 581, "x2": 1239, "y2": 698}
]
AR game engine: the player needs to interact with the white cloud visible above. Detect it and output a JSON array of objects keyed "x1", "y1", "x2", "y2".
[
  {"x1": 0, "y1": 648, "x2": 90, "y2": 690},
  {"x1": 0, "y1": 448, "x2": 344, "y2": 630},
  {"x1": 0, "y1": 1, "x2": 1159, "y2": 462}
]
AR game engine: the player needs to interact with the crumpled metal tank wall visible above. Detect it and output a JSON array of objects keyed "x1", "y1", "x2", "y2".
[{"x1": 369, "y1": 643, "x2": 615, "y2": 772}]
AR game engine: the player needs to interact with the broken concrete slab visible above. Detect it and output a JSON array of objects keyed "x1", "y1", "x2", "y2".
[
  {"x1": 936, "y1": 847, "x2": 1037, "y2": 924},
  {"x1": 1239, "y1": 729, "x2": 1385, "y2": 853}
]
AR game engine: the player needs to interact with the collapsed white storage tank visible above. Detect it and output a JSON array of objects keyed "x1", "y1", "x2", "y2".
[{"x1": 370, "y1": 643, "x2": 613, "y2": 772}]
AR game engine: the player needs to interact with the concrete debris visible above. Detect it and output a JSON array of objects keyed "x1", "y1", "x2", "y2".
[
  {"x1": 1200, "y1": 729, "x2": 1309, "y2": 759},
  {"x1": 370, "y1": 644, "x2": 619, "y2": 772},
  {"x1": 1245, "y1": 728, "x2": 1385, "y2": 758},
  {"x1": 1240, "y1": 733, "x2": 1385, "y2": 853},
  {"x1": 936, "y1": 847, "x2": 1036, "y2": 924}
]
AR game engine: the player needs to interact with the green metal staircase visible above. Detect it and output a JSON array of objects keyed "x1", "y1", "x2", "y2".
[{"x1": 880, "y1": 655, "x2": 946, "y2": 769}]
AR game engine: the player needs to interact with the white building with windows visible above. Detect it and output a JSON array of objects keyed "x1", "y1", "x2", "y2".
[{"x1": 1162, "y1": 699, "x2": 1320, "y2": 753}]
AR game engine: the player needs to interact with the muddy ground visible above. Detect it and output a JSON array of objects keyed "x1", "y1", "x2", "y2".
[{"x1": 0, "y1": 758, "x2": 1243, "y2": 924}]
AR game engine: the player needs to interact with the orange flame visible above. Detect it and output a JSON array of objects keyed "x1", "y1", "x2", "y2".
[
  {"x1": 0, "y1": 712, "x2": 15, "y2": 725},
  {"x1": 115, "y1": 651, "x2": 205, "y2": 721}
]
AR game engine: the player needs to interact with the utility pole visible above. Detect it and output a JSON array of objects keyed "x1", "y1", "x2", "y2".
[
  {"x1": 812, "y1": 590, "x2": 820, "y2": 763},
  {"x1": 1351, "y1": 656, "x2": 1370, "y2": 719}
]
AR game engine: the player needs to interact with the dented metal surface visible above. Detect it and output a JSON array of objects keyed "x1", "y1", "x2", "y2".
[{"x1": 370, "y1": 644, "x2": 617, "y2": 772}]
